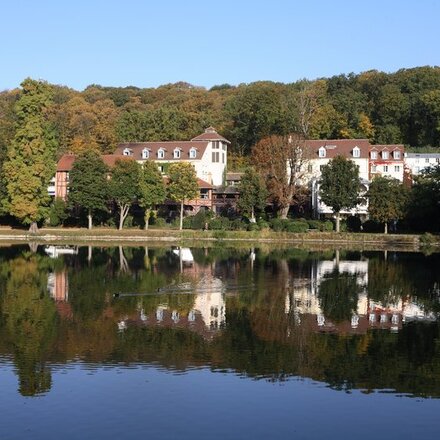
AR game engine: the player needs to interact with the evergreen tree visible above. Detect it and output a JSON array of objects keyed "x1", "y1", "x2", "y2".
[
  {"x1": 109, "y1": 159, "x2": 141, "y2": 230},
  {"x1": 319, "y1": 156, "x2": 360, "y2": 232},
  {"x1": 138, "y1": 161, "x2": 166, "y2": 230},
  {"x1": 68, "y1": 151, "x2": 109, "y2": 229},
  {"x1": 237, "y1": 167, "x2": 268, "y2": 222},
  {"x1": 167, "y1": 163, "x2": 199, "y2": 230},
  {"x1": 367, "y1": 176, "x2": 409, "y2": 233},
  {"x1": 3, "y1": 79, "x2": 57, "y2": 232}
]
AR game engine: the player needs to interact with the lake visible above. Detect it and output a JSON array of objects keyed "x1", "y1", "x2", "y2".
[{"x1": 0, "y1": 244, "x2": 439, "y2": 439}]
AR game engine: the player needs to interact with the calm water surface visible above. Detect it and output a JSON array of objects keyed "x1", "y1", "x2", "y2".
[{"x1": 0, "y1": 245, "x2": 439, "y2": 439}]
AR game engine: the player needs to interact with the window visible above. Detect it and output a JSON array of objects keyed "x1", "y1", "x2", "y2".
[
  {"x1": 212, "y1": 141, "x2": 219, "y2": 149},
  {"x1": 371, "y1": 165, "x2": 377, "y2": 173},
  {"x1": 318, "y1": 147, "x2": 326, "y2": 158},
  {"x1": 394, "y1": 165, "x2": 400, "y2": 172},
  {"x1": 415, "y1": 158, "x2": 420, "y2": 164},
  {"x1": 382, "y1": 151, "x2": 389, "y2": 160},
  {"x1": 393, "y1": 150, "x2": 401, "y2": 159},
  {"x1": 189, "y1": 148, "x2": 197, "y2": 158},
  {"x1": 173, "y1": 148, "x2": 181, "y2": 159},
  {"x1": 222, "y1": 143, "x2": 226, "y2": 151},
  {"x1": 158, "y1": 148, "x2": 165, "y2": 159},
  {"x1": 425, "y1": 158, "x2": 430, "y2": 163},
  {"x1": 319, "y1": 165, "x2": 325, "y2": 171},
  {"x1": 142, "y1": 148, "x2": 149, "y2": 159},
  {"x1": 158, "y1": 165, "x2": 164, "y2": 173},
  {"x1": 222, "y1": 153, "x2": 225, "y2": 164},
  {"x1": 308, "y1": 164, "x2": 313, "y2": 173},
  {"x1": 123, "y1": 148, "x2": 133, "y2": 156},
  {"x1": 212, "y1": 152, "x2": 220, "y2": 163},
  {"x1": 353, "y1": 147, "x2": 360, "y2": 158},
  {"x1": 383, "y1": 165, "x2": 389, "y2": 172},
  {"x1": 436, "y1": 158, "x2": 440, "y2": 164},
  {"x1": 370, "y1": 151, "x2": 377, "y2": 160},
  {"x1": 415, "y1": 166, "x2": 420, "y2": 173}
]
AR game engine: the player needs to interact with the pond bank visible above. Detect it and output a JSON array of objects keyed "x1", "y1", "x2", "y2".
[{"x1": 0, "y1": 227, "x2": 438, "y2": 251}]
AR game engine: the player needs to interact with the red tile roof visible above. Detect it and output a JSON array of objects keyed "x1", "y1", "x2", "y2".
[
  {"x1": 305, "y1": 139, "x2": 371, "y2": 158},
  {"x1": 115, "y1": 141, "x2": 209, "y2": 161},
  {"x1": 56, "y1": 154, "x2": 129, "y2": 171},
  {"x1": 191, "y1": 127, "x2": 230, "y2": 143}
]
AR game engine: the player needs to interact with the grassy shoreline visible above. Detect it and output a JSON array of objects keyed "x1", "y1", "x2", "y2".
[{"x1": 0, "y1": 226, "x2": 437, "y2": 251}]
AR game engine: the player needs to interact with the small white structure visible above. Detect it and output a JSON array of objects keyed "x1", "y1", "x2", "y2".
[{"x1": 405, "y1": 152, "x2": 440, "y2": 177}]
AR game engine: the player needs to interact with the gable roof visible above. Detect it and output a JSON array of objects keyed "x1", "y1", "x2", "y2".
[
  {"x1": 191, "y1": 127, "x2": 230, "y2": 143},
  {"x1": 305, "y1": 139, "x2": 370, "y2": 158},
  {"x1": 56, "y1": 154, "x2": 128, "y2": 171},
  {"x1": 115, "y1": 141, "x2": 209, "y2": 160}
]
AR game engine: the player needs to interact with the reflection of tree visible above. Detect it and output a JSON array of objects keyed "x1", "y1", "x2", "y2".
[
  {"x1": 318, "y1": 270, "x2": 362, "y2": 322},
  {"x1": 2, "y1": 254, "x2": 57, "y2": 396}
]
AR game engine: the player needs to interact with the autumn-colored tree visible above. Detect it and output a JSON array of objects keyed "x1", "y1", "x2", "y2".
[
  {"x1": 109, "y1": 159, "x2": 141, "y2": 230},
  {"x1": 167, "y1": 162, "x2": 199, "y2": 230},
  {"x1": 3, "y1": 78, "x2": 57, "y2": 232},
  {"x1": 319, "y1": 156, "x2": 361, "y2": 232},
  {"x1": 138, "y1": 160, "x2": 166, "y2": 230},
  {"x1": 252, "y1": 133, "x2": 310, "y2": 218}
]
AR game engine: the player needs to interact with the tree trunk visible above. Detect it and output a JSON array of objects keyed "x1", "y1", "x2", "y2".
[
  {"x1": 384, "y1": 222, "x2": 388, "y2": 234},
  {"x1": 119, "y1": 205, "x2": 129, "y2": 230},
  {"x1": 279, "y1": 205, "x2": 290, "y2": 219},
  {"x1": 335, "y1": 212, "x2": 340, "y2": 233},
  {"x1": 144, "y1": 208, "x2": 151, "y2": 230},
  {"x1": 29, "y1": 222, "x2": 38, "y2": 234},
  {"x1": 250, "y1": 206, "x2": 256, "y2": 223},
  {"x1": 87, "y1": 210, "x2": 93, "y2": 230},
  {"x1": 179, "y1": 200, "x2": 184, "y2": 230}
]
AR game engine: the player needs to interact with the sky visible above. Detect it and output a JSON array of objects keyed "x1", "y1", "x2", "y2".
[{"x1": 1, "y1": 0, "x2": 439, "y2": 91}]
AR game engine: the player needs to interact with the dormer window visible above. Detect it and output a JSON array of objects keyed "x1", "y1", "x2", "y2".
[
  {"x1": 393, "y1": 150, "x2": 401, "y2": 159},
  {"x1": 353, "y1": 147, "x2": 360, "y2": 158},
  {"x1": 173, "y1": 148, "x2": 181, "y2": 159},
  {"x1": 318, "y1": 147, "x2": 326, "y2": 158},
  {"x1": 142, "y1": 148, "x2": 149, "y2": 159},
  {"x1": 123, "y1": 148, "x2": 133, "y2": 156},
  {"x1": 382, "y1": 150, "x2": 389, "y2": 160},
  {"x1": 189, "y1": 148, "x2": 197, "y2": 159},
  {"x1": 157, "y1": 148, "x2": 165, "y2": 159},
  {"x1": 370, "y1": 151, "x2": 377, "y2": 160}
]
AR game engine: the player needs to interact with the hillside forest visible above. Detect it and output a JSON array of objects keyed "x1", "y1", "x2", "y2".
[{"x1": 1, "y1": 66, "x2": 440, "y2": 165}]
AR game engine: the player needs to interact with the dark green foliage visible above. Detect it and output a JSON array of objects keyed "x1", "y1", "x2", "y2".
[
  {"x1": 48, "y1": 197, "x2": 68, "y2": 226},
  {"x1": 346, "y1": 216, "x2": 362, "y2": 232},
  {"x1": 237, "y1": 167, "x2": 268, "y2": 221},
  {"x1": 284, "y1": 221, "x2": 308, "y2": 233},
  {"x1": 68, "y1": 151, "x2": 109, "y2": 228}
]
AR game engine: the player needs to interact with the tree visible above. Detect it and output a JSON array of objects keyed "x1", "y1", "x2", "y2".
[
  {"x1": 367, "y1": 176, "x2": 409, "y2": 233},
  {"x1": 252, "y1": 133, "x2": 310, "y2": 218},
  {"x1": 109, "y1": 159, "x2": 141, "y2": 230},
  {"x1": 2, "y1": 78, "x2": 57, "y2": 232},
  {"x1": 138, "y1": 160, "x2": 166, "y2": 230},
  {"x1": 237, "y1": 167, "x2": 268, "y2": 222},
  {"x1": 68, "y1": 151, "x2": 109, "y2": 229},
  {"x1": 319, "y1": 156, "x2": 361, "y2": 232},
  {"x1": 167, "y1": 162, "x2": 199, "y2": 230}
]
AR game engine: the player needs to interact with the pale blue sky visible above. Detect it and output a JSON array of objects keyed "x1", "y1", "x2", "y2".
[{"x1": 1, "y1": 0, "x2": 439, "y2": 91}]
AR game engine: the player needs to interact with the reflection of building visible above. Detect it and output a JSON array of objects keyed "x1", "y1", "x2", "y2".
[
  {"x1": 47, "y1": 269, "x2": 73, "y2": 319},
  {"x1": 286, "y1": 257, "x2": 435, "y2": 334}
]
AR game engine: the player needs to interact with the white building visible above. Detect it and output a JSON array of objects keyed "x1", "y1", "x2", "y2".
[
  {"x1": 404, "y1": 152, "x2": 440, "y2": 177},
  {"x1": 115, "y1": 127, "x2": 229, "y2": 186}
]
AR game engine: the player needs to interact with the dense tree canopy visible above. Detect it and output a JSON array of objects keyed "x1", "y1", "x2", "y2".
[{"x1": 319, "y1": 156, "x2": 361, "y2": 232}]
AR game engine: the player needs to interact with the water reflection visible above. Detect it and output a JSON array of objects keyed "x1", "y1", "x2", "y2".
[{"x1": 0, "y1": 245, "x2": 439, "y2": 398}]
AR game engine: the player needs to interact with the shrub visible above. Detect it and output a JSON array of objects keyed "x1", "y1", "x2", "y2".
[
  {"x1": 209, "y1": 217, "x2": 230, "y2": 230},
  {"x1": 420, "y1": 232, "x2": 437, "y2": 246},
  {"x1": 257, "y1": 219, "x2": 270, "y2": 230},
  {"x1": 247, "y1": 223, "x2": 260, "y2": 231},
  {"x1": 230, "y1": 218, "x2": 247, "y2": 231},
  {"x1": 154, "y1": 217, "x2": 167, "y2": 228},
  {"x1": 323, "y1": 220, "x2": 334, "y2": 231},
  {"x1": 270, "y1": 218, "x2": 287, "y2": 231},
  {"x1": 285, "y1": 221, "x2": 308, "y2": 233},
  {"x1": 307, "y1": 220, "x2": 321, "y2": 230}
]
